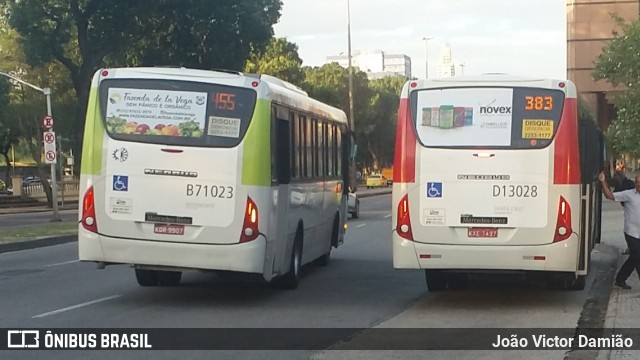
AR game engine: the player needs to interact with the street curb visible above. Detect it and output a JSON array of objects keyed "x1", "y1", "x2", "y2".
[
  {"x1": 0, "y1": 234, "x2": 77, "y2": 254},
  {"x1": 356, "y1": 190, "x2": 392, "y2": 198}
]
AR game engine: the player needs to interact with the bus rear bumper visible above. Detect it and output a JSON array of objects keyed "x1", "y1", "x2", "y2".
[
  {"x1": 79, "y1": 229, "x2": 266, "y2": 274},
  {"x1": 392, "y1": 232, "x2": 579, "y2": 272}
]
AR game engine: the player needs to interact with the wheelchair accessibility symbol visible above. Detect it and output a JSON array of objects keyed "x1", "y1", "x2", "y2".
[
  {"x1": 113, "y1": 175, "x2": 128, "y2": 192},
  {"x1": 427, "y1": 182, "x2": 442, "y2": 198}
]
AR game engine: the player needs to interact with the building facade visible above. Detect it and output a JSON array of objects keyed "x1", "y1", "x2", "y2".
[
  {"x1": 438, "y1": 43, "x2": 456, "y2": 78},
  {"x1": 326, "y1": 50, "x2": 411, "y2": 79},
  {"x1": 567, "y1": 0, "x2": 640, "y2": 130}
]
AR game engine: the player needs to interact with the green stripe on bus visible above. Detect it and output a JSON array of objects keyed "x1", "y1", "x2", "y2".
[
  {"x1": 242, "y1": 99, "x2": 271, "y2": 186},
  {"x1": 80, "y1": 88, "x2": 105, "y2": 175}
]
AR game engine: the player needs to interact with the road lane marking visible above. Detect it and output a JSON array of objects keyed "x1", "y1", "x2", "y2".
[
  {"x1": 384, "y1": 214, "x2": 391, "y2": 218},
  {"x1": 32, "y1": 295, "x2": 122, "y2": 319},
  {"x1": 45, "y1": 260, "x2": 80, "y2": 267},
  {"x1": 356, "y1": 224, "x2": 366, "y2": 228}
]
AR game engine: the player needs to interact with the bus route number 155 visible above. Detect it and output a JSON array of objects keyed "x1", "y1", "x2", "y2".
[{"x1": 492, "y1": 184, "x2": 538, "y2": 198}]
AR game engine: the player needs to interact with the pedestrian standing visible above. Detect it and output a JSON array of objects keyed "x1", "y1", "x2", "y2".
[
  {"x1": 599, "y1": 171, "x2": 640, "y2": 289},
  {"x1": 613, "y1": 170, "x2": 635, "y2": 255}
]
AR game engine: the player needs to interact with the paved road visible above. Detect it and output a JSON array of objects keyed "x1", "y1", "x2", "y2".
[{"x1": 0, "y1": 194, "x2": 621, "y2": 360}]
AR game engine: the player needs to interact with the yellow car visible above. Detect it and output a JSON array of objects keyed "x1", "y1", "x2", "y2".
[{"x1": 366, "y1": 174, "x2": 387, "y2": 188}]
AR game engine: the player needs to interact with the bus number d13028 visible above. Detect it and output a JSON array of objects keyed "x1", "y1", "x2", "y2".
[{"x1": 492, "y1": 185, "x2": 538, "y2": 198}]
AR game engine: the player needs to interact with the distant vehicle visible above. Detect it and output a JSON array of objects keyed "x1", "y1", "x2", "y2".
[
  {"x1": 381, "y1": 167, "x2": 393, "y2": 186},
  {"x1": 79, "y1": 67, "x2": 354, "y2": 290},
  {"x1": 348, "y1": 191, "x2": 359, "y2": 219},
  {"x1": 22, "y1": 176, "x2": 41, "y2": 185},
  {"x1": 366, "y1": 174, "x2": 387, "y2": 188},
  {"x1": 392, "y1": 75, "x2": 604, "y2": 291}
]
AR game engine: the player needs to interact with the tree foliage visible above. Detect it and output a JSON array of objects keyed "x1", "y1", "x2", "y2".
[
  {"x1": 244, "y1": 37, "x2": 304, "y2": 85},
  {"x1": 2, "y1": 0, "x2": 283, "y2": 154},
  {"x1": 361, "y1": 76, "x2": 406, "y2": 169},
  {"x1": 593, "y1": 15, "x2": 640, "y2": 157}
]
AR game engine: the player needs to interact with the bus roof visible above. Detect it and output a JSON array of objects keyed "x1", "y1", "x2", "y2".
[
  {"x1": 407, "y1": 74, "x2": 577, "y2": 98},
  {"x1": 95, "y1": 67, "x2": 349, "y2": 127},
  {"x1": 259, "y1": 74, "x2": 348, "y2": 125}
]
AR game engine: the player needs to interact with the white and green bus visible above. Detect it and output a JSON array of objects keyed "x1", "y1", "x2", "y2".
[{"x1": 79, "y1": 67, "x2": 352, "y2": 289}]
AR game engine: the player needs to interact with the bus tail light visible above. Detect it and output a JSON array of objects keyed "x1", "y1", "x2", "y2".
[
  {"x1": 240, "y1": 196, "x2": 259, "y2": 243},
  {"x1": 396, "y1": 194, "x2": 414, "y2": 241},
  {"x1": 81, "y1": 186, "x2": 98, "y2": 233},
  {"x1": 553, "y1": 196, "x2": 572, "y2": 242}
]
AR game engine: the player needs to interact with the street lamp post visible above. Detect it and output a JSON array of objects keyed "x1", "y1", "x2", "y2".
[
  {"x1": 422, "y1": 37, "x2": 433, "y2": 79},
  {"x1": 347, "y1": 0, "x2": 355, "y2": 131},
  {"x1": 0, "y1": 71, "x2": 60, "y2": 221}
]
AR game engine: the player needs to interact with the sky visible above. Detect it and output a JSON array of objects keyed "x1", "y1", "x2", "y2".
[{"x1": 273, "y1": 0, "x2": 567, "y2": 79}]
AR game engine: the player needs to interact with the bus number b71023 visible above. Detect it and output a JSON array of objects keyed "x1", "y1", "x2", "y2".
[
  {"x1": 492, "y1": 185, "x2": 538, "y2": 198},
  {"x1": 186, "y1": 184, "x2": 234, "y2": 199}
]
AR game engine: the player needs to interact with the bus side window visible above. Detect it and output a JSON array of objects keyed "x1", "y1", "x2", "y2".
[
  {"x1": 272, "y1": 105, "x2": 291, "y2": 185},
  {"x1": 276, "y1": 118, "x2": 291, "y2": 184},
  {"x1": 290, "y1": 111, "x2": 297, "y2": 179}
]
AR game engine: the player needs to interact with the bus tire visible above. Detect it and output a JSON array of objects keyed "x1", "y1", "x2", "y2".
[
  {"x1": 425, "y1": 270, "x2": 446, "y2": 292},
  {"x1": 317, "y1": 217, "x2": 338, "y2": 267},
  {"x1": 545, "y1": 272, "x2": 576, "y2": 290},
  {"x1": 135, "y1": 269, "x2": 158, "y2": 286},
  {"x1": 157, "y1": 271, "x2": 182, "y2": 286},
  {"x1": 351, "y1": 200, "x2": 360, "y2": 219},
  {"x1": 278, "y1": 235, "x2": 303, "y2": 290},
  {"x1": 446, "y1": 273, "x2": 468, "y2": 290},
  {"x1": 570, "y1": 275, "x2": 586, "y2": 290}
]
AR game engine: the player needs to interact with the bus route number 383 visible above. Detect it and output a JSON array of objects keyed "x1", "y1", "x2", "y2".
[
  {"x1": 492, "y1": 184, "x2": 538, "y2": 198},
  {"x1": 186, "y1": 184, "x2": 234, "y2": 199}
]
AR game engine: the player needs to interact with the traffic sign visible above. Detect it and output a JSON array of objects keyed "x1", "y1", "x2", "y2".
[
  {"x1": 45, "y1": 150, "x2": 56, "y2": 164},
  {"x1": 43, "y1": 131, "x2": 57, "y2": 164},
  {"x1": 44, "y1": 132, "x2": 55, "y2": 144},
  {"x1": 43, "y1": 115, "x2": 54, "y2": 129}
]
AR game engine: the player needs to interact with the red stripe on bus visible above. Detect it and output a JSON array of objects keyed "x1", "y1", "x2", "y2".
[
  {"x1": 553, "y1": 97, "x2": 580, "y2": 185},
  {"x1": 393, "y1": 98, "x2": 416, "y2": 183}
]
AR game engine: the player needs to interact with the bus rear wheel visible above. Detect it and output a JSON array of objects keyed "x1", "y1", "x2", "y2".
[
  {"x1": 276, "y1": 237, "x2": 303, "y2": 290},
  {"x1": 157, "y1": 271, "x2": 182, "y2": 286},
  {"x1": 135, "y1": 269, "x2": 158, "y2": 286},
  {"x1": 446, "y1": 273, "x2": 469, "y2": 290},
  {"x1": 425, "y1": 270, "x2": 446, "y2": 292},
  {"x1": 135, "y1": 269, "x2": 182, "y2": 286},
  {"x1": 546, "y1": 272, "x2": 584, "y2": 290}
]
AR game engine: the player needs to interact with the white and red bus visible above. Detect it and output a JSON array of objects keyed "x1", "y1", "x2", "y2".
[{"x1": 392, "y1": 75, "x2": 603, "y2": 291}]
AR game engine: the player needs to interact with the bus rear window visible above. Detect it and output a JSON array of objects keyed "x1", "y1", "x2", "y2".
[
  {"x1": 410, "y1": 87, "x2": 565, "y2": 149},
  {"x1": 99, "y1": 79, "x2": 256, "y2": 147}
]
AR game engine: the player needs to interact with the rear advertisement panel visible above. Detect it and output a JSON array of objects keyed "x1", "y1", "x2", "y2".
[{"x1": 411, "y1": 86, "x2": 565, "y2": 230}]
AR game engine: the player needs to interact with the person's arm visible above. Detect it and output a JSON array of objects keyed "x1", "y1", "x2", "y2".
[{"x1": 599, "y1": 171, "x2": 615, "y2": 200}]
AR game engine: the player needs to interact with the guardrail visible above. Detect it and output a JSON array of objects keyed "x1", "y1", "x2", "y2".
[{"x1": 20, "y1": 180, "x2": 80, "y2": 201}]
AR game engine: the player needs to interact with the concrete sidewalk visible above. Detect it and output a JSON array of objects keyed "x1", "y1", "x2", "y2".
[{"x1": 597, "y1": 216, "x2": 640, "y2": 360}]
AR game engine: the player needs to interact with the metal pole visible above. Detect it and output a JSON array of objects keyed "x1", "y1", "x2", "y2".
[
  {"x1": 347, "y1": 0, "x2": 355, "y2": 131},
  {"x1": 423, "y1": 37, "x2": 433, "y2": 79},
  {"x1": 44, "y1": 87, "x2": 61, "y2": 221},
  {"x1": 57, "y1": 135, "x2": 64, "y2": 208}
]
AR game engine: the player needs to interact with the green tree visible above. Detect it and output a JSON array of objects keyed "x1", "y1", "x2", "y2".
[
  {"x1": 302, "y1": 63, "x2": 370, "y2": 123},
  {"x1": 244, "y1": 37, "x2": 304, "y2": 86},
  {"x1": 593, "y1": 15, "x2": 640, "y2": 157},
  {"x1": 0, "y1": 76, "x2": 15, "y2": 184},
  {"x1": 0, "y1": 14, "x2": 76, "y2": 205},
  {"x1": 2, "y1": 0, "x2": 282, "y2": 154},
  {"x1": 361, "y1": 75, "x2": 406, "y2": 169}
]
